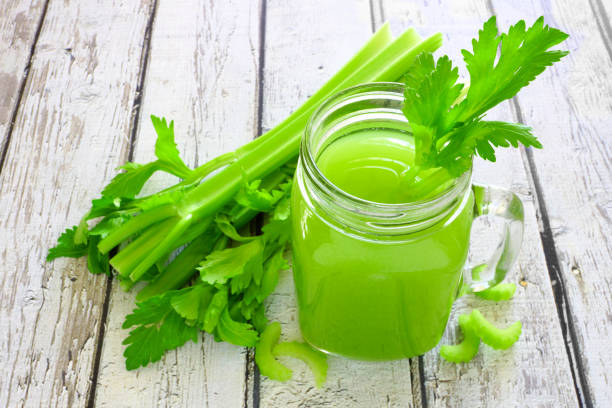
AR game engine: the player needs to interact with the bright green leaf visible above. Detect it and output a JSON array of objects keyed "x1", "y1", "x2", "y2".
[
  {"x1": 89, "y1": 215, "x2": 131, "y2": 239},
  {"x1": 171, "y1": 285, "x2": 213, "y2": 321},
  {"x1": 215, "y1": 213, "x2": 255, "y2": 242},
  {"x1": 101, "y1": 162, "x2": 160, "y2": 199},
  {"x1": 256, "y1": 249, "x2": 288, "y2": 303},
  {"x1": 151, "y1": 115, "x2": 192, "y2": 179},
  {"x1": 198, "y1": 238, "x2": 264, "y2": 286},
  {"x1": 47, "y1": 226, "x2": 88, "y2": 261},
  {"x1": 121, "y1": 290, "x2": 199, "y2": 370},
  {"x1": 87, "y1": 235, "x2": 109, "y2": 275},
  {"x1": 201, "y1": 288, "x2": 228, "y2": 333},
  {"x1": 122, "y1": 310, "x2": 197, "y2": 370},
  {"x1": 216, "y1": 308, "x2": 259, "y2": 347}
]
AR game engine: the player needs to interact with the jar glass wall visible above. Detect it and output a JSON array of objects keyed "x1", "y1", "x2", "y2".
[{"x1": 290, "y1": 83, "x2": 474, "y2": 360}]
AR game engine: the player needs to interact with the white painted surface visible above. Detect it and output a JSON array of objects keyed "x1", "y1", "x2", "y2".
[
  {"x1": 493, "y1": 1, "x2": 612, "y2": 405},
  {"x1": 0, "y1": 0, "x2": 46, "y2": 148},
  {"x1": 0, "y1": 0, "x2": 153, "y2": 406}
]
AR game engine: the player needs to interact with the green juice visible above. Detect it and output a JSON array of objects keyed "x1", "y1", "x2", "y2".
[{"x1": 291, "y1": 129, "x2": 474, "y2": 360}]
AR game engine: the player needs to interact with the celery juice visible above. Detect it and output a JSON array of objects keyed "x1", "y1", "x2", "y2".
[{"x1": 291, "y1": 129, "x2": 474, "y2": 360}]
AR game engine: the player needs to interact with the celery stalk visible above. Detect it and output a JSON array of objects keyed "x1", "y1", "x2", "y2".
[
  {"x1": 98, "y1": 27, "x2": 444, "y2": 284},
  {"x1": 98, "y1": 204, "x2": 177, "y2": 254},
  {"x1": 236, "y1": 22, "x2": 395, "y2": 155},
  {"x1": 182, "y1": 31, "x2": 443, "y2": 217},
  {"x1": 136, "y1": 169, "x2": 284, "y2": 300}
]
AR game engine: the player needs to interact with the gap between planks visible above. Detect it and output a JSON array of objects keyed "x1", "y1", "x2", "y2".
[
  {"x1": 92, "y1": 1, "x2": 264, "y2": 406},
  {"x1": 0, "y1": 0, "x2": 50, "y2": 174},
  {"x1": 246, "y1": 1, "x2": 268, "y2": 406},
  {"x1": 371, "y1": 1, "x2": 426, "y2": 406},
  {"x1": 85, "y1": 1, "x2": 160, "y2": 406},
  {"x1": 587, "y1": 0, "x2": 612, "y2": 62},
  {"x1": 380, "y1": 1, "x2": 581, "y2": 407},
  {"x1": 486, "y1": 1, "x2": 598, "y2": 406},
  {"x1": 511, "y1": 101, "x2": 592, "y2": 408}
]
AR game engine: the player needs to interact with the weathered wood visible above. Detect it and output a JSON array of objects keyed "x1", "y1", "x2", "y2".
[
  {"x1": 0, "y1": 0, "x2": 46, "y2": 151},
  {"x1": 255, "y1": 1, "x2": 416, "y2": 406},
  {"x1": 93, "y1": 0, "x2": 262, "y2": 406},
  {"x1": 0, "y1": 0, "x2": 153, "y2": 406},
  {"x1": 379, "y1": 1, "x2": 579, "y2": 406},
  {"x1": 0, "y1": 0, "x2": 606, "y2": 407},
  {"x1": 591, "y1": 0, "x2": 612, "y2": 51},
  {"x1": 492, "y1": 1, "x2": 612, "y2": 405}
]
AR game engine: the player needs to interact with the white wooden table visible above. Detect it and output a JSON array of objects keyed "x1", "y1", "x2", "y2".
[{"x1": 1, "y1": 0, "x2": 610, "y2": 407}]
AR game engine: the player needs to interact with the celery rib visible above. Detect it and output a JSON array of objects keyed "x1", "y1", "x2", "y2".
[
  {"x1": 109, "y1": 217, "x2": 176, "y2": 276},
  {"x1": 129, "y1": 216, "x2": 192, "y2": 282},
  {"x1": 235, "y1": 22, "x2": 395, "y2": 157},
  {"x1": 136, "y1": 232, "x2": 221, "y2": 301},
  {"x1": 98, "y1": 204, "x2": 177, "y2": 254}
]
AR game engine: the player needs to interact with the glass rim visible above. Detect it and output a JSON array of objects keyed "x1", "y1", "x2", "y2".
[{"x1": 301, "y1": 81, "x2": 472, "y2": 218}]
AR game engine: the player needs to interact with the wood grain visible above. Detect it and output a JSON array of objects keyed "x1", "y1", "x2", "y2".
[
  {"x1": 379, "y1": 1, "x2": 579, "y2": 406},
  {"x1": 492, "y1": 1, "x2": 612, "y2": 405},
  {"x1": 0, "y1": 0, "x2": 607, "y2": 406},
  {"x1": 255, "y1": 1, "x2": 416, "y2": 406},
  {"x1": 0, "y1": 0, "x2": 46, "y2": 152},
  {"x1": 93, "y1": 0, "x2": 262, "y2": 406},
  {"x1": 0, "y1": 0, "x2": 153, "y2": 406}
]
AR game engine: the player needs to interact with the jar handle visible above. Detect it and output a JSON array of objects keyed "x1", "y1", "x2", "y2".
[{"x1": 466, "y1": 184, "x2": 524, "y2": 292}]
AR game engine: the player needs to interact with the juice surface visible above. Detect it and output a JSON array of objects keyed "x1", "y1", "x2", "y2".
[
  {"x1": 291, "y1": 129, "x2": 474, "y2": 360},
  {"x1": 316, "y1": 128, "x2": 416, "y2": 203}
]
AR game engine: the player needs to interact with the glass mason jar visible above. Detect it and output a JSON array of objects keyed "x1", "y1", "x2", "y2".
[{"x1": 290, "y1": 83, "x2": 524, "y2": 360}]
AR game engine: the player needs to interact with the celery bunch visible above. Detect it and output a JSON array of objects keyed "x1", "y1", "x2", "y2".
[{"x1": 48, "y1": 24, "x2": 443, "y2": 375}]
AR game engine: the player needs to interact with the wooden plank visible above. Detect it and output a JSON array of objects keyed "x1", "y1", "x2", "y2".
[
  {"x1": 591, "y1": 0, "x2": 612, "y2": 54},
  {"x1": 0, "y1": 0, "x2": 46, "y2": 151},
  {"x1": 93, "y1": 0, "x2": 262, "y2": 406},
  {"x1": 0, "y1": 0, "x2": 153, "y2": 406},
  {"x1": 256, "y1": 1, "x2": 416, "y2": 407},
  {"x1": 492, "y1": 1, "x2": 612, "y2": 405},
  {"x1": 379, "y1": 1, "x2": 579, "y2": 406}
]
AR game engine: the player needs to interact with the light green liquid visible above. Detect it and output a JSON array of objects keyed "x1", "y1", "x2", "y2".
[
  {"x1": 291, "y1": 129, "x2": 474, "y2": 360},
  {"x1": 316, "y1": 128, "x2": 416, "y2": 203}
]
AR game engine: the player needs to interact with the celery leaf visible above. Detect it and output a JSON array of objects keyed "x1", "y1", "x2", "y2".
[
  {"x1": 122, "y1": 290, "x2": 199, "y2": 370},
  {"x1": 453, "y1": 16, "x2": 569, "y2": 123},
  {"x1": 201, "y1": 288, "x2": 228, "y2": 332},
  {"x1": 88, "y1": 215, "x2": 131, "y2": 239},
  {"x1": 151, "y1": 115, "x2": 193, "y2": 178},
  {"x1": 235, "y1": 180, "x2": 290, "y2": 212},
  {"x1": 47, "y1": 226, "x2": 88, "y2": 261},
  {"x1": 215, "y1": 214, "x2": 256, "y2": 242},
  {"x1": 256, "y1": 249, "x2": 288, "y2": 303},
  {"x1": 198, "y1": 238, "x2": 264, "y2": 286},
  {"x1": 86, "y1": 235, "x2": 109, "y2": 275},
  {"x1": 216, "y1": 308, "x2": 259, "y2": 347},
  {"x1": 101, "y1": 162, "x2": 160, "y2": 199},
  {"x1": 403, "y1": 16, "x2": 568, "y2": 176},
  {"x1": 170, "y1": 285, "x2": 212, "y2": 321}
]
